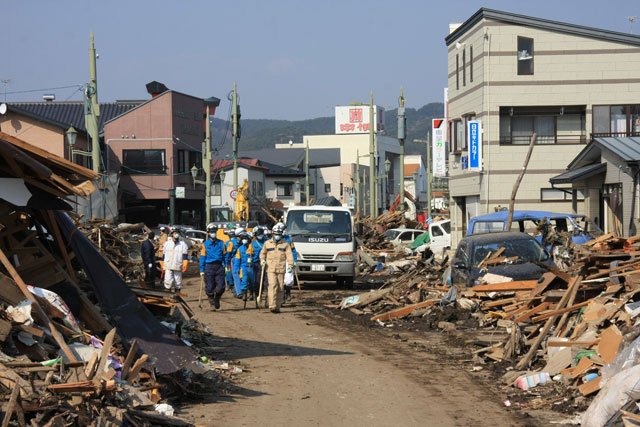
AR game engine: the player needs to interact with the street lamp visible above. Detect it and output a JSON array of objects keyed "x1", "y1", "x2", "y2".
[{"x1": 66, "y1": 126, "x2": 78, "y2": 163}]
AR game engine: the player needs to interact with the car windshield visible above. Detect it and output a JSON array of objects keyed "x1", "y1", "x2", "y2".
[
  {"x1": 286, "y1": 210, "x2": 352, "y2": 236},
  {"x1": 472, "y1": 237, "x2": 549, "y2": 265},
  {"x1": 383, "y1": 230, "x2": 401, "y2": 240}
]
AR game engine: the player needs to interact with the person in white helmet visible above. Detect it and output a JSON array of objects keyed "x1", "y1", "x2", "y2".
[
  {"x1": 260, "y1": 224, "x2": 294, "y2": 313},
  {"x1": 162, "y1": 230, "x2": 188, "y2": 292}
]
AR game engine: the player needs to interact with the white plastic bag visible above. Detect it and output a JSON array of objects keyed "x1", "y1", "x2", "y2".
[
  {"x1": 582, "y1": 363, "x2": 640, "y2": 427},
  {"x1": 284, "y1": 262, "x2": 294, "y2": 287}
]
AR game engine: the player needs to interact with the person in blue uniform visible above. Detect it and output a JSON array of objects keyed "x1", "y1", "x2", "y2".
[
  {"x1": 200, "y1": 223, "x2": 227, "y2": 310},
  {"x1": 233, "y1": 232, "x2": 253, "y2": 300},
  {"x1": 226, "y1": 227, "x2": 243, "y2": 297}
]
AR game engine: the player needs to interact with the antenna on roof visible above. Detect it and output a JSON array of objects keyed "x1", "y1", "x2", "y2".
[{"x1": 630, "y1": 16, "x2": 638, "y2": 34}]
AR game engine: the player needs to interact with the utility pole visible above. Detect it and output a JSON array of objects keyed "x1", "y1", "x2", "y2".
[
  {"x1": 85, "y1": 32, "x2": 100, "y2": 173},
  {"x1": 305, "y1": 141, "x2": 310, "y2": 206},
  {"x1": 232, "y1": 82, "x2": 240, "y2": 193},
  {"x1": 397, "y1": 87, "x2": 406, "y2": 210},
  {"x1": 363, "y1": 168, "x2": 368, "y2": 216},
  {"x1": 204, "y1": 106, "x2": 212, "y2": 226},
  {"x1": 356, "y1": 150, "x2": 361, "y2": 216},
  {"x1": 369, "y1": 91, "x2": 376, "y2": 218},
  {"x1": 414, "y1": 134, "x2": 432, "y2": 219}
]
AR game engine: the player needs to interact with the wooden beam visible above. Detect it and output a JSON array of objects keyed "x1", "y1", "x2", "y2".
[
  {"x1": 1, "y1": 383, "x2": 20, "y2": 427},
  {"x1": 513, "y1": 302, "x2": 551, "y2": 323},
  {"x1": 0, "y1": 247, "x2": 77, "y2": 363},
  {"x1": 126, "y1": 354, "x2": 149, "y2": 384},
  {"x1": 531, "y1": 300, "x2": 590, "y2": 322},
  {"x1": 370, "y1": 300, "x2": 435, "y2": 322},
  {"x1": 516, "y1": 275, "x2": 580, "y2": 370},
  {"x1": 472, "y1": 280, "x2": 538, "y2": 293}
]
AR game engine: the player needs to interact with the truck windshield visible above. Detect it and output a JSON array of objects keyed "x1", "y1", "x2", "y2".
[
  {"x1": 213, "y1": 209, "x2": 230, "y2": 222},
  {"x1": 286, "y1": 210, "x2": 352, "y2": 236}
]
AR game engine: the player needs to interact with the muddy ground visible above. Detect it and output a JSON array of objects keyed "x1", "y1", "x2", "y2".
[{"x1": 170, "y1": 278, "x2": 580, "y2": 426}]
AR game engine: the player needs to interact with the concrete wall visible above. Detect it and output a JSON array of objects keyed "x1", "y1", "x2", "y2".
[{"x1": 446, "y1": 16, "x2": 640, "y2": 244}]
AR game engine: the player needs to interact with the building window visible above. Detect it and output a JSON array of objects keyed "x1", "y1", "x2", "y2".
[
  {"x1": 277, "y1": 182, "x2": 293, "y2": 197},
  {"x1": 213, "y1": 180, "x2": 221, "y2": 196},
  {"x1": 340, "y1": 183, "x2": 344, "y2": 196},
  {"x1": 456, "y1": 54, "x2": 459, "y2": 90},
  {"x1": 177, "y1": 150, "x2": 187, "y2": 173},
  {"x1": 500, "y1": 106, "x2": 586, "y2": 145},
  {"x1": 122, "y1": 149, "x2": 166, "y2": 174},
  {"x1": 258, "y1": 181, "x2": 264, "y2": 196},
  {"x1": 541, "y1": 188, "x2": 585, "y2": 201},
  {"x1": 451, "y1": 119, "x2": 466, "y2": 152},
  {"x1": 517, "y1": 37, "x2": 534, "y2": 75},
  {"x1": 309, "y1": 183, "x2": 315, "y2": 196},
  {"x1": 593, "y1": 105, "x2": 640, "y2": 137},
  {"x1": 462, "y1": 48, "x2": 466, "y2": 86},
  {"x1": 469, "y1": 46, "x2": 473, "y2": 82},
  {"x1": 325, "y1": 183, "x2": 331, "y2": 193},
  {"x1": 189, "y1": 151, "x2": 201, "y2": 171},
  {"x1": 252, "y1": 181, "x2": 256, "y2": 195}
]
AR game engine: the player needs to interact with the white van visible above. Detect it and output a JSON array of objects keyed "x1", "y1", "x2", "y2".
[
  {"x1": 284, "y1": 206, "x2": 356, "y2": 287},
  {"x1": 412, "y1": 220, "x2": 451, "y2": 255}
]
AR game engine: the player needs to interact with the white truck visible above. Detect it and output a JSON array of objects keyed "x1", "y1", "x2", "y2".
[{"x1": 284, "y1": 206, "x2": 356, "y2": 287}]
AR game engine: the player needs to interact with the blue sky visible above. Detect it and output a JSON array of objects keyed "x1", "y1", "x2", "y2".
[{"x1": 3, "y1": 0, "x2": 638, "y2": 120}]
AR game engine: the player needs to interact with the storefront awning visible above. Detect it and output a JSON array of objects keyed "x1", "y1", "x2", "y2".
[{"x1": 549, "y1": 163, "x2": 606, "y2": 185}]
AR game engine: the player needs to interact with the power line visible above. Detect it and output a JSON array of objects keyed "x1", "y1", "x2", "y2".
[
  {"x1": 4, "y1": 84, "x2": 84, "y2": 96},
  {"x1": 15, "y1": 86, "x2": 84, "y2": 137}
]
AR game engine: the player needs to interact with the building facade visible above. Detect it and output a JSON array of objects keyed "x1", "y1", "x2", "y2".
[
  {"x1": 446, "y1": 8, "x2": 640, "y2": 244},
  {"x1": 104, "y1": 88, "x2": 219, "y2": 226}
]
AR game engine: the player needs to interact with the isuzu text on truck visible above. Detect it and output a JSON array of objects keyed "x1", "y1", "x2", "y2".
[{"x1": 284, "y1": 206, "x2": 356, "y2": 287}]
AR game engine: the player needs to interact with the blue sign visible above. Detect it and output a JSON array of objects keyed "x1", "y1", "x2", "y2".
[
  {"x1": 461, "y1": 155, "x2": 468, "y2": 170},
  {"x1": 468, "y1": 121, "x2": 481, "y2": 170}
]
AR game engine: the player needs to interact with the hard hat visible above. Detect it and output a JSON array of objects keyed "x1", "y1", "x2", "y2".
[
  {"x1": 254, "y1": 227, "x2": 264, "y2": 237},
  {"x1": 235, "y1": 227, "x2": 244, "y2": 236},
  {"x1": 272, "y1": 224, "x2": 283, "y2": 235},
  {"x1": 160, "y1": 226, "x2": 166, "y2": 232},
  {"x1": 207, "y1": 223, "x2": 218, "y2": 233}
]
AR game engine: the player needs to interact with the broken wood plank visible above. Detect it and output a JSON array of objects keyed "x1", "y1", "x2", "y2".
[
  {"x1": 531, "y1": 300, "x2": 590, "y2": 322},
  {"x1": 0, "y1": 247, "x2": 77, "y2": 363},
  {"x1": 121, "y1": 339, "x2": 139, "y2": 380},
  {"x1": 597, "y1": 324, "x2": 623, "y2": 364},
  {"x1": 578, "y1": 376, "x2": 601, "y2": 396},
  {"x1": 84, "y1": 353, "x2": 99, "y2": 379},
  {"x1": 516, "y1": 275, "x2": 580, "y2": 370},
  {"x1": 94, "y1": 328, "x2": 117, "y2": 381},
  {"x1": 472, "y1": 280, "x2": 538, "y2": 293},
  {"x1": 126, "y1": 354, "x2": 149, "y2": 384},
  {"x1": 1, "y1": 384, "x2": 20, "y2": 427},
  {"x1": 513, "y1": 302, "x2": 552, "y2": 323},
  {"x1": 370, "y1": 301, "x2": 436, "y2": 322}
]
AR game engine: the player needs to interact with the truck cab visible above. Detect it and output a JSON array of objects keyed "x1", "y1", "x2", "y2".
[{"x1": 285, "y1": 206, "x2": 356, "y2": 287}]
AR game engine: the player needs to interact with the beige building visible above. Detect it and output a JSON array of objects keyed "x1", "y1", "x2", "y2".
[{"x1": 446, "y1": 8, "x2": 640, "y2": 244}]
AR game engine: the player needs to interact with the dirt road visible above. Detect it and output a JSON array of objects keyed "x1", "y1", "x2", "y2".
[{"x1": 177, "y1": 279, "x2": 535, "y2": 427}]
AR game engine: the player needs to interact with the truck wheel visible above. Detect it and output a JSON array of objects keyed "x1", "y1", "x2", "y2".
[{"x1": 344, "y1": 277, "x2": 354, "y2": 289}]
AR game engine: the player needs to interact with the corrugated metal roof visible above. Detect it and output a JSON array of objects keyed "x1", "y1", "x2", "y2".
[
  {"x1": 260, "y1": 160, "x2": 305, "y2": 176},
  {"x1": 7, "y1": 101, "x2": 143, "y2": 134},
  {"x1": 593, "y1": 136, "x2": 640, "y2": 162},
  {"x1": 549, "y1": 163, "x2": 606, "y2": 184}
]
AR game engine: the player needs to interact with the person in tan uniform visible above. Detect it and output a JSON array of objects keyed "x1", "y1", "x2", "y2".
[{"x1": 260, "y1": 223, "x2": 293, "y2": 313}]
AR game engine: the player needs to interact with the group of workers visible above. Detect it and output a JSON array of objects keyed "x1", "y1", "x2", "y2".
[
  {"x1": 142, "y1": 223, "x2": 297, "y2": 314},
  {"x1": 199, "y1": 222, "x2": 296, "y2": 313}
]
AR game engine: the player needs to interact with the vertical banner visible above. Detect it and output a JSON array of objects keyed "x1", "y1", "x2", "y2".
[
  {"x1": 432, "y1": 119, "x2": 446, "y2": 177},
  {"x1": 468, "y1": 121, "x2": 482, "y2": 170}
]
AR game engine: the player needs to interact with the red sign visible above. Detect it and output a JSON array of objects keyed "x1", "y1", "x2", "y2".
[{"x1": 230, "y1": 189, "x2": 237, "y2": 200}]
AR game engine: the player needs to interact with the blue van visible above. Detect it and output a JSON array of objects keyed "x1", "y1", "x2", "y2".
[{"x1": 467, "y1": 210, "x2": 602, "y2": 244}]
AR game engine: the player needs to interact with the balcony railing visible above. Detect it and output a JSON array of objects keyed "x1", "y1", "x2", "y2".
[{"x1": 592, "y1": 131, "x2": 640, "y2": 138}]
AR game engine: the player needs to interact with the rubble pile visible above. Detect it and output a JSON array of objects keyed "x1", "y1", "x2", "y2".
[
  {"x1": 0, "y1": 132, "x2": 231, "y2": 425},
  {"x1": 76, "y1": 220, "x2": 149, "y2": 281},
  {"x1": 348, "y1": 210, "x2": 640, "y2": 424}
]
